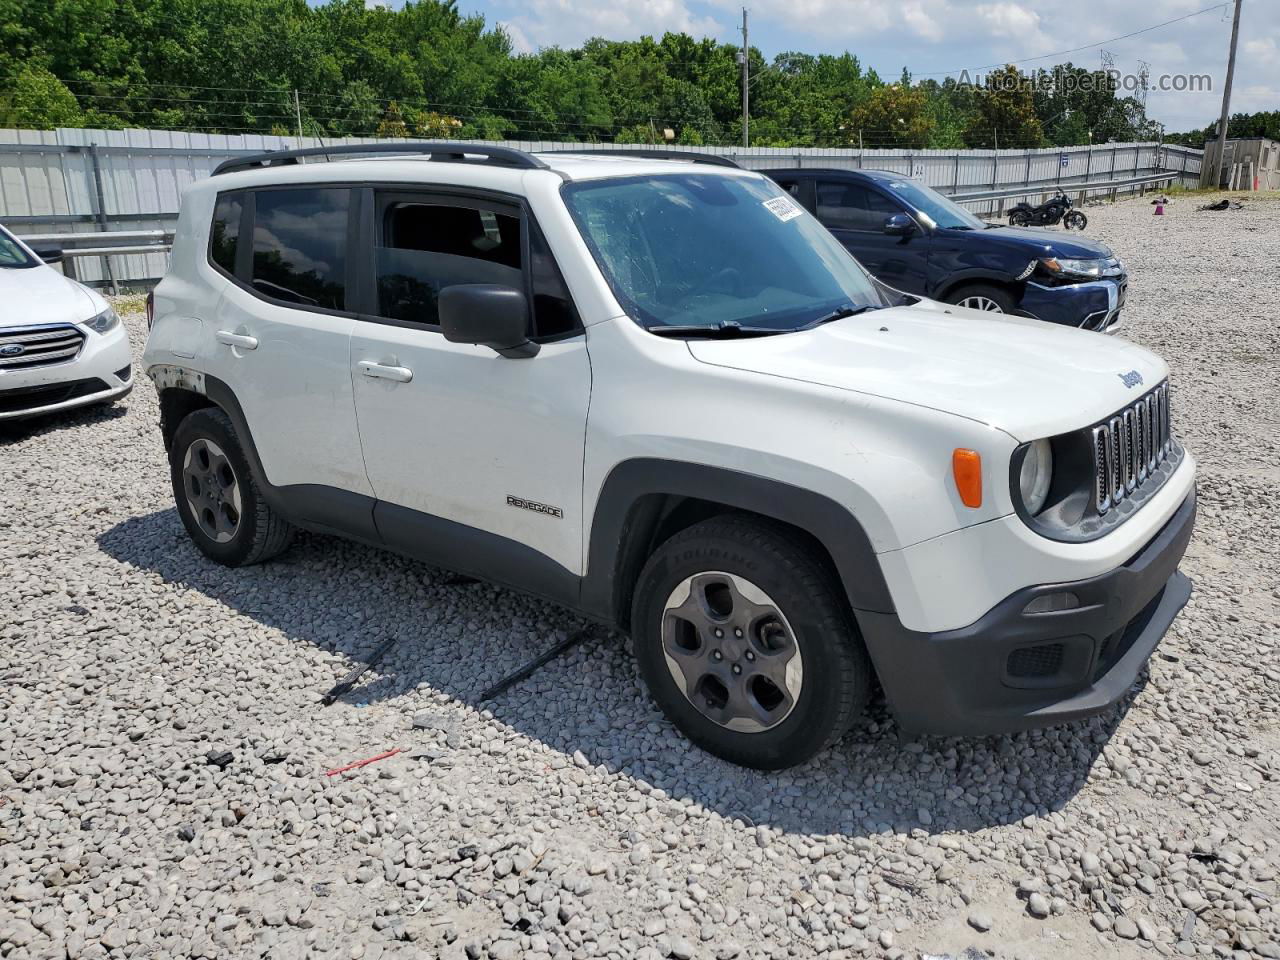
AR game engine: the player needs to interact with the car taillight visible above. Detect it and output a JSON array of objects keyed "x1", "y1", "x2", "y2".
[{"x1": 146, "y1": 292, "x2": 154, "y2": 328}]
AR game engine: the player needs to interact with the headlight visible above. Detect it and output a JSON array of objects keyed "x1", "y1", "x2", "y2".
[
  {"x1": 1017, "y1": 439, "x2": 1053, "y2": 515},
  {"x1": 83, "y1": 307, "x2": 120, "y2": 335},
  {"x1": 1039, "y1": 258, "x2": 1120, "y2": 279}
]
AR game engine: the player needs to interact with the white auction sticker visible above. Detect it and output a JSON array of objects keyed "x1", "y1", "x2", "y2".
[{"x1": 762, "y1": 196, "x2": 803, "y2": 222}]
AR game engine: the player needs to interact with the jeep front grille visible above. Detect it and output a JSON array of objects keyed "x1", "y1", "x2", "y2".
[
  {"x1": 0, "y1": 324, "x2": 87, "y2": 371},
  {"x1": 1091, "y1": 381, "x2": 1171, "y2": 514}
]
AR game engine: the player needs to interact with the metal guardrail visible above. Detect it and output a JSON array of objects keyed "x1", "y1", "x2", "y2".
[
  {"x1": 949, "y1": 171, "x2": 1181, "y2": 212},
  {"x1": 24, "y1": 229, "x2": 172, "y2": 291}
]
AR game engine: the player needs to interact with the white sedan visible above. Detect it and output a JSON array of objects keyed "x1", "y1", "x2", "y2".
[{"x1": 0, "y1": 224, "x2": 132, "y2": 421}]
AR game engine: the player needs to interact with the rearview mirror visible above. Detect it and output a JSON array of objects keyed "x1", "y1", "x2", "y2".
[
  {"x1": 439, "y1": 284, "x2": 538, "y2": 359},
  {"x1": 883, "y1": 214, "x2": 915, "y2": 236},
  {"x1": 31, "y1": 243, "x2": 64, "y2": 264}
]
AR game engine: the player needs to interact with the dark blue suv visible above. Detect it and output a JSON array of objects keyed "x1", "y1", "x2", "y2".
[{"x1": 764, "y1": 168, "x2": 1128, "y2": 332}]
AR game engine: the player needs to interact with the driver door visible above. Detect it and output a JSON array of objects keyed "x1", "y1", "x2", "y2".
[
  {"x1": 815, "y1": 180, "x2": 930, "y2": 294},
  {"x1": 348, "y1": 189, "x2": 591, "y2": 596}
]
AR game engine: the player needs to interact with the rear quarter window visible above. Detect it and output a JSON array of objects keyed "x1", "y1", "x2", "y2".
[{"x1": 209, "y1": 193, "x2": 242, "y2": 275}]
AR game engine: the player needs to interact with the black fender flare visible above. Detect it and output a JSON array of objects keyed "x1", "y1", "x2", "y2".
[
  {"x1": 164, "y1": 372, "x2": 380, "y2": 543},
  {"x1": 579, "y1": 459, "x2": 895, "y2": 626}
]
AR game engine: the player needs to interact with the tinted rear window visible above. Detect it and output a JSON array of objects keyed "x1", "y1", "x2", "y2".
[
  {"x1": 210, "y1": 193, "x2": 242, "y2": 274},
  {"x1": 251, "y1": 188, "x2": 348, "y2": 310}
]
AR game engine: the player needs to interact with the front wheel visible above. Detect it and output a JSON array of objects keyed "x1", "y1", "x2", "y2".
[
  {"x1": 1063, "y1": 210, "x2": 1088, "y2": 230},
  {"x1": 945, "y1": 283, "x2": 1016, "y2": 314},
  {"x1": 631, "y1": 516, "x2": 872, "y2": 770}
]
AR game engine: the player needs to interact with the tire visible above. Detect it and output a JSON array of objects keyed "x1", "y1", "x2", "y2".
[
  {"x1": 944, "y1": 283, "x2": 1016, "y2": 314},
  {"x1": 630, "y1": 515, "x2": 872, "y2": 770},
  {"x1": 169, "y1": 407, "x2": 294, "y2": 566},
  {"x1": 1009, "y1": 210, "x2": 1031, "y2": 227},
  {"x1": 1063, "y1": 210, "x2": 1088, "y2": 230}
]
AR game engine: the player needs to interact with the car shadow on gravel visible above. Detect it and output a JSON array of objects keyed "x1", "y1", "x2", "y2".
[
  {"x1": 98, "y1": 508, "x2": 1138, "y2": 841},
  {"x1": 0, "y1": 401, "x2": 128, "y2": 444}
]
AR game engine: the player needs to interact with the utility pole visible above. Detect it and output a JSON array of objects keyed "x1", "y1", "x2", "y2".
[
  {"x1": 740, "y1": 8, "x2": 749, "y2": 148},
  {"x1": 1213, "y1": 0, "x2": 1243, "y2": 189},
  {"x1": 294, "y1": 89, "x2": 305, "y2": 145}
]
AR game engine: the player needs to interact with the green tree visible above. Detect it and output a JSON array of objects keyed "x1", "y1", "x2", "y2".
[
  {"x1": 0, "y1": 65, "x2": 83, "y2": 129},
  {"x1": 376, "y1": 101, "x2": 409, "y2": 138},
  {"x1": 0, "y1": 0, "x2": 1145, "y2": 149},
  {"x1": 850, "y1": 84, "x2": 931, "y2": 148},
  {"x1": 965, "y1": 65, "x2": 1045, "y2": 148}
]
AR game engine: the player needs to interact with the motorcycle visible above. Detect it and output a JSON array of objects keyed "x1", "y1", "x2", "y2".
[{"x1": 1008, "y1": 191, "x2": 1088, "y2": 230}]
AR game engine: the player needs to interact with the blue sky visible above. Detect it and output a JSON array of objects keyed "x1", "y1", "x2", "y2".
[{"x1": 391, "y1": 1, "x2": 1279, "y2": 132}]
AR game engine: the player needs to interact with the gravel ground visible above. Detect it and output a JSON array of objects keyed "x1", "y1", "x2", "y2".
[{"x1": 2, "y1": 193, "x2": 1278, "y2": 960}]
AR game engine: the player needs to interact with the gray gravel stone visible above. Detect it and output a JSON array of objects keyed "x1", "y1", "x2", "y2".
[{"x1": 967, "y1": 912, "x2": 993, "y2": 933}]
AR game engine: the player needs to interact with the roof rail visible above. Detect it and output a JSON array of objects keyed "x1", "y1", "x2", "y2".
[
  {"x1": 211, "y1": 142, "x2": 550, "y2": 177},
  {"x1": 539, "y1": 148, "x2": 740, "y2": 169}
]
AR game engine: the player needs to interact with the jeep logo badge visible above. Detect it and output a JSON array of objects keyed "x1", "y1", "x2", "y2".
[
  {"x1": 0, "y1": 344, "x2": 24, "y2": 357},
  {"x1": 1117, "y1": 370, "x2": 1143, "y2": 389}
]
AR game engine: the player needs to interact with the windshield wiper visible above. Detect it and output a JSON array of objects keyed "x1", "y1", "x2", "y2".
[
  {"x1": 646, "y1": 320, "x2": 782, "y2": 339},
  {"x1": 796, "y1": 303, "x2": 882, "y2": 331}
]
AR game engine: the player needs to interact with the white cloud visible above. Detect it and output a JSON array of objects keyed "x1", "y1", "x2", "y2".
[
  {"x1": 494, "y1": 0, "x2": 721, "y2": 52},
  {"x1": 972, "y1": 3, "x2": 1041, "y2": 39},
  {"x1": 900, "y1": 1, "x2": 944, "y2": 43}
]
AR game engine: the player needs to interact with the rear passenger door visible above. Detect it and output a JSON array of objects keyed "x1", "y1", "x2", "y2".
[
  {"x1": 209, "y1": 186, "x2": 374, "y2": 502},
  {"x1": 815, "y1": 180, "x2": 929, "y2": 294},
  {"x1": 348, "y1": 189, "x2": 590, "y2": 594}
]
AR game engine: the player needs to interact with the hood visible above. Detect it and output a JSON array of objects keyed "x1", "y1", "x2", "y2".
[
  {"x1": 967, "y1": 225, "x2": 1115, "y2": 261},
  {"x1": 686, "y1": 301, "x2": 1167, "y2": 442},
  {"x1": 0, "y1": 263, "x2": 100, "y2": 327}
]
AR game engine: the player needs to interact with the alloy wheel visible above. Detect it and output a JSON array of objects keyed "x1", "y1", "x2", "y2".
[
  {"x1": 660, "y1": 572, "x2": 804, "y2": 733},
  {"x1": 956, "y1": 295, "x2": 1005, "y2": 312},
  {"x1": 182, "y1": 437, "x2": 242, "y2": 543}
]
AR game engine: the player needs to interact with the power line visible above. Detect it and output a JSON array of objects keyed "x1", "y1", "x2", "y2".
[{"x1": 912, "y1": 3, "x2": 1231, "y2": 77}]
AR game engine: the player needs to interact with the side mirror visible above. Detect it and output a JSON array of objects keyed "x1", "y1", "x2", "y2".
[
  {"x1": 439, "y1": 284, "x2": 538, "y2": 359},
  {"x1": 31, "y1": 244, "x2": 64, "y2": 264},
  {"x1": 883, "y1": 214, "x2": 915, "y2": 236}
]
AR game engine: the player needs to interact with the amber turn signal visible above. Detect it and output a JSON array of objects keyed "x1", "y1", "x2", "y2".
[{"x1": 952, "y1": 448, "x2": 983, "y2": 508}]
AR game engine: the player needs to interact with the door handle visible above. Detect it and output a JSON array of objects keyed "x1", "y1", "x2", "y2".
[
  {"x1": 357, "y1": 360, "x2": 413, "y2": 383},
  {"x1": 215, "y1": 330, "x2": 259, "y2": 350}
]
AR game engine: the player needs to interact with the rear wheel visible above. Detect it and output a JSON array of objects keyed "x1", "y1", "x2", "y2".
[
  {"x1": 1009, "y1": 209, "x2": 1031, "y2": 227},
  {"x1": 945, "y1": 283, "x2": 1016, "y2": 314},
  {"x1": 631, "y1": 516, "x2": 872, "y2": 770},
  {"x1": 169, "y1": 407, "x2": 294, "y2": 566}
]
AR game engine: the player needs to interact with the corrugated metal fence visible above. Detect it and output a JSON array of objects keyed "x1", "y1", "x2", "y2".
[{"x1": 0, "y1": 127, "x2": 1203, "y2": 288}]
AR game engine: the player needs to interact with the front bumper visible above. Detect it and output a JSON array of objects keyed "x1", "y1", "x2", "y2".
[
  {"x1": 1019, "y1": 278, "x2": 1127, "y2": 333},
  {"x1": 860, "y1": 490, "x2": 1196, "y2": 736},
  {"x1": 0, "y1": 325, "x2": 133, "y2": 421}
]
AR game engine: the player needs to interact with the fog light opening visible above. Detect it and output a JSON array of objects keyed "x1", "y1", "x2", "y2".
[{"x1": 1023, "y1": 592, "x2": 1081, "y2": 615}]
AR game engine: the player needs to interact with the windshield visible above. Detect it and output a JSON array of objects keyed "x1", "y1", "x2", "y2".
[
  {"x1": 879, "y1": 179, "x2": 986, "y2": 231},
  {"x1": 0, "y1": 227, "x2": 37, "y2": 269},
  {"x1": 561, "y1": 173, "x2": 884, "y2": 331}
]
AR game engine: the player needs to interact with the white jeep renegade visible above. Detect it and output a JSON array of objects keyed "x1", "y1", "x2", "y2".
[{"x1": 144, "y1": 144, "x2": 1196, "y2": 770}]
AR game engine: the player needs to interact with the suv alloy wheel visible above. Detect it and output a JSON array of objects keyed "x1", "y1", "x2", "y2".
[
  {"x1": 947, "y1": 283, "x2": 1016, "y2": 314},
  {"x1": 632, "y1": 516, "x2": 872, "y2": 769},
  {"x1": 169, "y1": 408, "x2": 294, "y2": 566}
]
